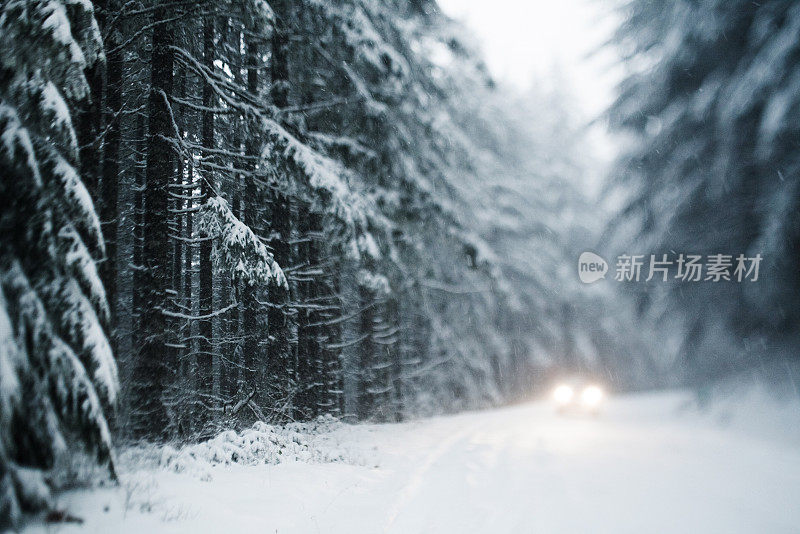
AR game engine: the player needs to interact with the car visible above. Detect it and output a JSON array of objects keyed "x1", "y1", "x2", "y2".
[{"x1": 551, "y1": 379, "x2": 606, "y2": 415}]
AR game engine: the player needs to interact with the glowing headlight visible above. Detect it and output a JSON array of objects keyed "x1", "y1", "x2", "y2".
[
  {"x1": 553, "y1": 384, "x2": 575, "y2": 404},
  {"x1": 581, "y1": 385, "x2": 604, "y2": 407}
]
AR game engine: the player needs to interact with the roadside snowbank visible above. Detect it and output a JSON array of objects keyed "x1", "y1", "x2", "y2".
[{"x1": 157, "y1": 416, "x2": 363, "y2": 480}]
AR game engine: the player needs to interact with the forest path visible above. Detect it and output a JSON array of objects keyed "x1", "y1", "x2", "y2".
[{"x1": 28, "y1": 392, "x2": 800, "y2": 533}]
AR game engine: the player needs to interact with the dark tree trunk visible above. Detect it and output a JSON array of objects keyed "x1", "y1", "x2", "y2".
[
  {"x1": 183, "y1": 160, "x2": 196, "y2": 419},
  {"x1": 221, "y1": 24, "x2": 242, "y2": 401},
  {"x1": 267, "y1": 6, "x2": 294, "y2": 417},
  {"x1": 241, "y1": 37, "x2": 263, "y2": 401},
  {"x1": 266, "y1": 195, "x2": 292, "y2": 412},
  {"x1": 131, "y1": 2, "x2": 175, "y2": 439},
  {"x1": 172, "y1": 67, "x2": 186, "y2": 316},
  {"x1": 197, "y1": 15, "x2": 216, "y2": 421},
  {"x1": 295, "y1": 210, "x2": 322, "y2": 419},
  {"x1": 386, "y1": 297, "x2": 403, "y2": 421},
  {"x1": 99, "y1": 0, "x2": 121, "y2": 354},
  {"x1": 326, "y1": 267, "x2": 344, "y2": 416},
  {"x1": 270, "y1": 3, "x2": 290, "y2": 111},
  {"x1": 170, "y1": 67, "x2": 190, "y2": 436},
  {"x1": 132, "y1": 114, "x2": 146, "y2": 345},
  {"x1": 357, "y1": 286, "x2": 376, "y2": 420}
]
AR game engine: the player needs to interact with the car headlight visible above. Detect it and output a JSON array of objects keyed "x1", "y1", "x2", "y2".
[
  {"x1": 553, "y1": 384, "x2": 575, "y2": 405},
  {"x1": 581, "y1": 385, "x2": 604, "y2": 407}
]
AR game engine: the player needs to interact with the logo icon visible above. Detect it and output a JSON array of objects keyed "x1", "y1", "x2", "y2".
[{"x1": 578, "y1": 252, "x2": 608, "y2": 284}]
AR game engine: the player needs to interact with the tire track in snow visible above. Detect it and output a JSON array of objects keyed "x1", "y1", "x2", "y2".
[{"x1": 382, "y1": 422, "x2": 478, "y2": 533}]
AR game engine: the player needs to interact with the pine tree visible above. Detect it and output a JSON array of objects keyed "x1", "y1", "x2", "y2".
[
  {"x1": 0, "y1": 0, "x2": 118, "y2": 524},
  {"x1": 608, "y1": 0, "x2": 800, "y2": 381}
]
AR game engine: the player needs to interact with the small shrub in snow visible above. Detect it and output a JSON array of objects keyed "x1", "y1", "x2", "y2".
[{"x1": 160, "y1": 416, "x2": 349, "y2": 478}]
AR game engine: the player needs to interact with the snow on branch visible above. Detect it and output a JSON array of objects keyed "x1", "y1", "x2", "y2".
[
  {"x1": 356, "y1": 269, "x2": 390, "y2": 295},
  {"x1": 261, "y1": 118, "x2": 393, "y2": 262},
  {"x1": 263, "y1": 119, "x2": 367, "y2": 225},
  {"x1": 197, "y1": 196, "x2": 287, "y2": 289}
]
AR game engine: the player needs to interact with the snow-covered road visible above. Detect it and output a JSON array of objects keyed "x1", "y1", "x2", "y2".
[{"x1": 31, "y1": 392, "x2": 800, "y2": 533}]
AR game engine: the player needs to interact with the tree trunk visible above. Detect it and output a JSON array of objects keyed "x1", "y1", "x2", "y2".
[
  {"x1": 295, "y1": 209, "x2": 322, "y2": 419},
  {"x1": 197, "y1": 15, "x2": 215, "y2": 423},
  {"x1": 132, "y1": 114, "x2": 146, "y2": 349},
  {"x1": 99, "y1": 0, "x2": 121, "y2": 356},
  {"x1": 221, "y1": 24, "x2": 242, "y2": 401},
  {"x1": 357, "y1": 285, "x2": 376, "y2": 420},
  {"x1": 131, "y1": 1, "x2": 175, "y2": 439},
  {"x1": 241, "y1": 37, "x2": 263, "y2": 402},
  {"x1": 267, "y1": 5, "x2": 294, "y2": 418},
  {"x1": 387, "y1": 297, "x2": 403, "y2": 421}
]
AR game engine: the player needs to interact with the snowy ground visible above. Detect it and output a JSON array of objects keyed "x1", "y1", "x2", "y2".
[{"x1": 26, "y1": 390, "x2": 800, "y2": 534}]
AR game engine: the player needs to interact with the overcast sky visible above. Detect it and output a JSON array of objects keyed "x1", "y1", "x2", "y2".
[{"x1": 437, "y1": 0, "x2": 622, "y2": 119}]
